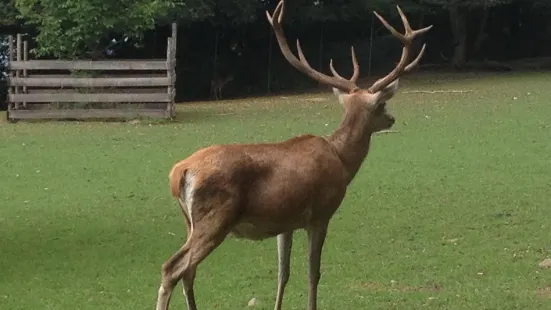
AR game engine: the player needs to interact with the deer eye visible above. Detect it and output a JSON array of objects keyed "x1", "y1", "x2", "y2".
[{"x1": 375, "y1": 102, "x2": 386, "y2": 113}]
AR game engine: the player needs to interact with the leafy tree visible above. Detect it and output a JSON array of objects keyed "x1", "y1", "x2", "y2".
[
  {"x1": 414, "y1": 0, "x2": 513, "y2": 67},
  {"x1": 14, "y1": 0, "x2": 177, "y2": 58},
  {"x1": 13, "y1": 0, "x2": 279, "y2": 58},
  {"x1": 0, "y1": 0, "x2": 18, "y2": 28}
]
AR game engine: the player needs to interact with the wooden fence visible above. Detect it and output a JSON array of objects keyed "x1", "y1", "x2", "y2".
[{"x1": 6, "y1": 24, "x2": 177, "y2": 121}]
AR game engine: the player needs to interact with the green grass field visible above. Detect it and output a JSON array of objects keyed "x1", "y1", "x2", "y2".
[{"x1": 1, "y1": 71, "x2": 550, "y2": 310}]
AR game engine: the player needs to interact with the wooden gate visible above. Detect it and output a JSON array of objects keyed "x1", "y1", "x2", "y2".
[{"x1": 6, "y1": 25, "x2": 177, "y2": 121}]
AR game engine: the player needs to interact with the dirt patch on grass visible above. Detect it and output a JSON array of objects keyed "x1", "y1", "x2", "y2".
[
  {"x1": 539, "y1": 258, "x2": 551, "y2": 268},
  {"x1": 536, "y1": 287, "x2": 551, "y2": 298},
  {"x1": 303, "y1": 97, "x2": 328, "y2": 102},
  {"x1": 354, "y1": 281, "x2": 442, "y2": 293}
]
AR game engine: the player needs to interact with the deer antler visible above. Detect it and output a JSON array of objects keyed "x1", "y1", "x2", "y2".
[
  {"x1": 266, "y1": 0, "x2": 360, "y2": 93},
  {"x1": 367, "y1": 6, "x2": 433, "y2": 94},
  {"x1": 329, "y1": 46, "x2": 360, "y2": 83}
]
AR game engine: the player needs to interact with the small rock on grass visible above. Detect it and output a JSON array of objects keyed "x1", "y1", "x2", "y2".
[
  {"x1": 248, "y1": 297, "x2": 257, "y2": 307},
  {"x1": 539, "y1": 258, "x2": 551, "y2": 268}
]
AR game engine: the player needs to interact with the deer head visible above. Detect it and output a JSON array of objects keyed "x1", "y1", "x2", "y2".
[{"x1": 266, "y1": 0, "x2": 432, "y2": 134}]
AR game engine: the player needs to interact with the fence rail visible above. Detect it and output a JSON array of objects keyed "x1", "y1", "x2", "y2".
[
  {"x1": 9, "y1": 60, "x2": 172, "y2": 71},
  {"x1": 9, "y1": 77, "x2": 171, "y2": 87},
  {"x1": 5, "y1": 23, "x2": 177, "y2": 121},
  {"x1": 9, "y1": 93, "x2": 172, "y2": 103},
  {"x1": 8, "y1": 109, "x2": 170, "y2": 120}
]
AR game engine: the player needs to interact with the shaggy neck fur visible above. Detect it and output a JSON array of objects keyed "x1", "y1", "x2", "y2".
[{"x1": 327, "y1": 102, "x2": 374, "y2": 183}]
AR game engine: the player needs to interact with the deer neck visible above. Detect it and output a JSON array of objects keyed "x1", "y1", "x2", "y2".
[{"x1": 327, "y1": 105, "x2": 373, "y2": 183}]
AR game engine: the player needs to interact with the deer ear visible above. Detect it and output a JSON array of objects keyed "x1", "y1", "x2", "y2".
[
  {"x1": 332, "y1": 87, "x2": 347, "y2": 105},
  {"x1": 374, "y1": 79, "x2": 400, "y2": 104}
]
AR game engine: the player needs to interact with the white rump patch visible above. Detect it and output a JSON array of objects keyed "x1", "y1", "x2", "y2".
[{"x1": 181, "y1": 172, "x2": 195, "y2": 234}]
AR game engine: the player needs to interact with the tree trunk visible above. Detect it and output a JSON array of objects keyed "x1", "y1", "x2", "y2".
[
  {"x1": 473, "y1": 8, "x2": 490, "y2": 59},
  {"x1": 449, "y1": 4, "x2": 468, "y2": 68}
]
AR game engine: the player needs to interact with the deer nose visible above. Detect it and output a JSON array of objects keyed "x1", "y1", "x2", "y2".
[{"x1": 389, "y1": 116, "x2": 395, "y2": 124}]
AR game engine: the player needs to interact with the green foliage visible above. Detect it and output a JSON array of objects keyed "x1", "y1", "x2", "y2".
[
  {"x1": 213, "y1": 0, "x2": 264, "y2": 25},
  {"x1": 11, "y1": 0, "x2": 276, "y2": 58},
  {"x1": 7, "y1": 0, "x2": 551, "y2": 78},
  {"x1": 14, "y1": 0, "x2": 176, "y2": 58},
  {"x1": 0, "y1": 0, "x2": 18, "y2": 27},
  {"x1": 161, "y1": 0, "x2": 214, "y2": 24},
  {"x1": 150, "y1": 0, "x2": 269, "y2": 26}
]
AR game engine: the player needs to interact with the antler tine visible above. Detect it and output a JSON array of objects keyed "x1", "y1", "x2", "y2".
[
  {"x1": 404, "y1": 43, "x2": 426, "y2": 72},
  {"x1": 266, "y1": 0, "x2": 359, "y2": 93},
  {"x1": 349, "y1": 46, "x2": 360, "y2": 82},
  {"x1": 265, "y1": 0, "x2": 284, "y2": 26},
  {"x1": 329, "y1": 46, "x2": 360, "y2": 83},
  {"x1": 373, "y1": 11, "x2": 407, "y2": 44},
  {"x1": 367, "y1": 7, "x2": 432, "y2": 94},
  {"x1": 329, "y1": 59, "x2": 344, "y2": 79},
  {"x1": 296, "y1": 40, "x2": 312, "y2": 67},
  {"x1": 396, "y1": 6, "x2": 413, "y2": 34}
]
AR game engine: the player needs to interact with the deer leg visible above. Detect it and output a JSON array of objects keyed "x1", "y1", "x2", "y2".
[
  {"x1": 156, "y1": 226, "x2": 229, "y2": 310},
  {"x1": 177, "y1": 200, "x2": 194, "y2": 296},
  {"x1": 306, "y1": 224, "x2": 328, "y2": 310},
  {"x1": 274, "y1": 231, "x2": 293, "y2": 310},
  {"x1": 156, "y1": 205, "x2": 235, "y2": 310},
  {"x1": 180, "y1": 231, "x2": 228, "y2": 310},
  {"x1": 210, "y1": 87, "x2": 216, "y2": 100},
  {"x1": 156, "y1": 242, "x2": 189, "y2": 310},
  {"x1": 177, "y1": 200, "x2": 192, "y2": 240}
]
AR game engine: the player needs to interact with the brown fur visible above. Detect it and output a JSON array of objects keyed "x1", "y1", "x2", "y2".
[
  {"x1": 169, "y1": 134, "x2": 349, "y2": 239},
  {"x1": 155, "y1": 1, "x2": 431, "y2": 310},
  {"x1": 168, "y1": 162, "x2": 188, "y2": 198}
]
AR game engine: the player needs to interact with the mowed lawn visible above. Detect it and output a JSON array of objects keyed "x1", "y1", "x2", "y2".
[{"x1": 0, "y1": 71, "x2": 550, "y2": 310}]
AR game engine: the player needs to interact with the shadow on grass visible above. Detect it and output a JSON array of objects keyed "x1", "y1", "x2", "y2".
[{"x1": 0, "y1": 109, "x2": 235, "y2": 126}]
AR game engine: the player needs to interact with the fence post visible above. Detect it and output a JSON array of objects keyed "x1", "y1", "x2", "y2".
[
  {"x1": 171, "y1": 23, "x2": 177, "y2": 117},
  {"x1": 15, "y1": 34, "x2": 22, "y2": 109},
  {"x1": 7, "y1": 35, "x2": 14, "y2": 112},
  {"x1": 23, "y1": 40, "x2": 28, "y2": 109},
  {"x1": 166, "y1": 37, "x2": 174, "y2": 118}
]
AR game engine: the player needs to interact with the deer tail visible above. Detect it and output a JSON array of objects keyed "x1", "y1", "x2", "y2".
[{"x1": 168, "y1": 162, "x2": 189, "y2": 198}]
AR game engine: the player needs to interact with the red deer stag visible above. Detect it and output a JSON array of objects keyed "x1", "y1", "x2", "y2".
[{"x1": 155, "y1": 1, "x2": 432, "y2": 309}]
